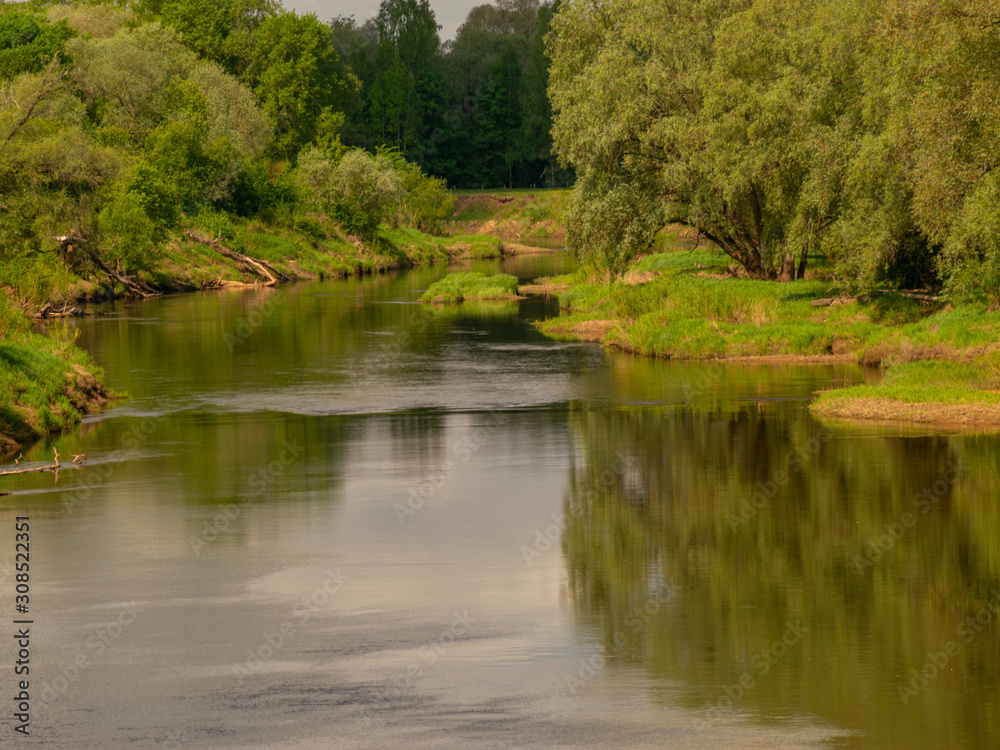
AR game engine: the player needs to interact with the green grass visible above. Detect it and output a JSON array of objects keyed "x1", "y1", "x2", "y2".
[
  {"x1": 421, "y1": 272, "x2": 520, "y2": 303},
  {"x1": 543, "y1": 246, "x2": 928, "y2": 360},
  {"x1": 444, "y1": 233, "x2": 504, "y2": 258},
  {"x1": 0, "y1": 297, "x2": 114, "y2": 450},
  {"x1": 447, "y1": 189, "x2": 570, "y2": 241},
  {"x1": 535, "y1": 242, "x2": 1000, "y2": 424},
  {"x1": 815, "y1": 359, "x2": 1000, "y2": 407}
]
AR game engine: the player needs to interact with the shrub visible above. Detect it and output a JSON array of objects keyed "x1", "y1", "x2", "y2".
[
  {"x1": 394, "y1": 159, "x2": 454, "y2": 235},
  {"x1": 97, "y1": 192, "x2": 158, "y2": 273},
  {"x1": 327, "y1": 149, "x2": 403, "y2": 238}
]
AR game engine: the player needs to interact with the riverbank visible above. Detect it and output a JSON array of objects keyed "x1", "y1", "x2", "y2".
[
  {"x1": 1, "y1": 192, "x2": 564, "y2": 453},
  {"x1": 448, "y1": 189, "x2": 569, "y2": 244},
  {"x1": 30, "y1": 219, "x2": 504, "y2": 311},
  {"x1": 0, "y1": 296, "x2": 115, "y2": 454},
  {"x1": 15, "y1": 192, "x2": 572, "y2": 314},
  {"x1": 530, "y1": 240, "x2": 1000, "y2": 428}
]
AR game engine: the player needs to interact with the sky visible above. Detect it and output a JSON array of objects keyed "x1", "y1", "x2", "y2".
[{"x1": 284, "y1": 0, "x2": 484, "y2": 41}]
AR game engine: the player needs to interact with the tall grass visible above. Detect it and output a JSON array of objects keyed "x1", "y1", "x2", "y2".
[{"x1": 421, "y1": 272, "x2": 520, "y2": 303}]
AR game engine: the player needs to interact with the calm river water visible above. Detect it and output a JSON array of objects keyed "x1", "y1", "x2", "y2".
[{"x1": 2, "y1": 251, "x2": 999, "y2": 749}]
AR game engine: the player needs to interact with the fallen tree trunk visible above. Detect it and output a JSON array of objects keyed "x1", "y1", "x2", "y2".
[
  {"x1": 183, "y1": 231, "x2": 287, "y2": 285},
  {"x1": 0, "y1": 448, "x2": 69, "y2": 477},
  {"x1": 36, "y1": 303, "x2": 85, "y2": 318},
  {"x1": 55, "y1": 234, "x2": 161, "y2": 299},
  {"x1": 863, "y1": 289, "x2": 943, "y2": 303},
  {"x1": 92, "y1": 254, "x2": 161, "y2": 298}
]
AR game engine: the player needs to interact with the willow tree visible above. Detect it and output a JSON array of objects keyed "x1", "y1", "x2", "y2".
[
  {"x1": 548, "y1": 0, "x2": 870, "y2": 280},
  {"x1": 845, "y1": 0, "x2": 1000, "y2": 297}
]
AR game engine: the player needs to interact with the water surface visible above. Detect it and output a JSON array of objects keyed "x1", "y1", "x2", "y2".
[{"x1": 2, "y1": 252, "x2": 998, "y2": 749}]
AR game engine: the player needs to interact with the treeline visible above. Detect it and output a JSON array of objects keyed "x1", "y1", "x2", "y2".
[
  {"x1": 332, "y1": 0, "x2": 566, "y2": 189},
  {"x1": 548, "y1": 0, "x2": 1000, "y2": 299},
  {"x1": 0, "y1": 0, "x2": 562, "y2": 306}
]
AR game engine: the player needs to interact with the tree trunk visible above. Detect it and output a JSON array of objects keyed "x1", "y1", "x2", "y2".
[
  {"x1": 778, "y1": 253, "x2": 795, "y2": 282},
  {"x1": 183, "y1": 231, "x2": 287, "y2": 285},
  {"x1": 796, "y1": 246, "x2": 809, "y2": 280}
]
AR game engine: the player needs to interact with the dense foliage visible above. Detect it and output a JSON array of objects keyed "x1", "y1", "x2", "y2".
[
  {"x1": 334, "y1": 0, "x2": 567, "y2": 189},
  {"x1": 548, "y1": 0, "x2": 1000, "y2": 297},
  {"x1": 6, "y1": 0, "x2": 1000, "y2": 302},
  {"x1": 0, "y1": 0, "x2": 569, "y2": 308}
]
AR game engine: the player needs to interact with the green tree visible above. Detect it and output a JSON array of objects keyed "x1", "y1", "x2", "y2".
[
  {"x1": 0, "y1": 8, "x2": 74, "y2": 80},
  {"x1": 548, "y1": 0, "x2": 872, "y2": 280},
  {"x1": 843, "y1": 0, "x2": 1000, "y2": 297},
  {"x1": 518, "y1": 1, "x2": 561, "y2": 186},
  {"x1": 67, "y1": 22, "x2": 198, "y2": 143},
  {"x1": 373, "y1": 0, "x2": 440, "y2": 78},
  {"x1": 295, "y1": 147, "x2": 402, "y2": 238},
  {"x1": 242, "y1": 12, "x2": 359, "y2": 160},
  {"x1": 96, "y1": 191, "x2": 159, "y2": 273},
  {"x1": 158, "y1": 0, "x2": 279, "y2": 72}
]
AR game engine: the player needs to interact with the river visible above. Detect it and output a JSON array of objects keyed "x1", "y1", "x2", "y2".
[{"x1": 2, "y1": 251, "x2": 998, "y2": 749}]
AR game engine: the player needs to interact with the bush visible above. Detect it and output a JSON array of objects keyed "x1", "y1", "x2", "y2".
[
  {"x1": 295, "y1": 146, "x2": 452, "y2": 238},
  {"x1": 222, "y1": 158, "x2": 296, "y2": 219},
  {"x1": 327, "y1": 149, "x2": 403, "y2": 238},
  {"x1": 97, "y1": 192, "x2": 158, "y2": 273},
  {"x1": 391, "y1": 156, "x2": 454, "y2": 235},
  {"x1": 568, "y1": 166, "x2": 664, "y2": 279}
]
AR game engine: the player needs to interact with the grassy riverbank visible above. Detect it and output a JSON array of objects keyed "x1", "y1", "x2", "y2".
[
  {"x1": 4, "y1": 191, "x2": 565, "y2": 313},
  {"x1": 448, "y1": 189, "x2": 569, "y2": 245},
  {"x1": 0, "y1": 192, "x2": 551, "y2": 453},
  {"x1": 11, "y1": 214, "x2": 505, "y2": 311},
  {"x1": 531, "y1": 237, "x2": 1000, "y2": 428},
  {"x1": 0, "y1": 296, "x2": 114, "y2": 454}
]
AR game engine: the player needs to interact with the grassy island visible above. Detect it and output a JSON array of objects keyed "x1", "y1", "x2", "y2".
[{"x1": 420, "y1": 272, "x2": 521, "y2": 303}]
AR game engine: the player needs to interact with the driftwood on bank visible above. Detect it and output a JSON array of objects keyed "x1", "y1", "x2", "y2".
[
  {"x1": 183, "y1": 230, "x2": 288, "y2": 285},
  {"x1": 812, "y1": 287, "x2": 943, "y2": 307},
  {"x1": 811, "y1": 297, "x2": 857, "y2": 307},
  {"x1": 852, "y1": 289, "x2": 944, "y2": 304},
  {"x1": 36, "y1": 303, "x2": 85, "y2": 318},
  {"x1": 872, "y1": 289, "x2": 942, "y2": 303}
]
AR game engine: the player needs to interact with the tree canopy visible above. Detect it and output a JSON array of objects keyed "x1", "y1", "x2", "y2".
[{"x1": 548, "y1": 0, "x2": 1000, "y2": 295}]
